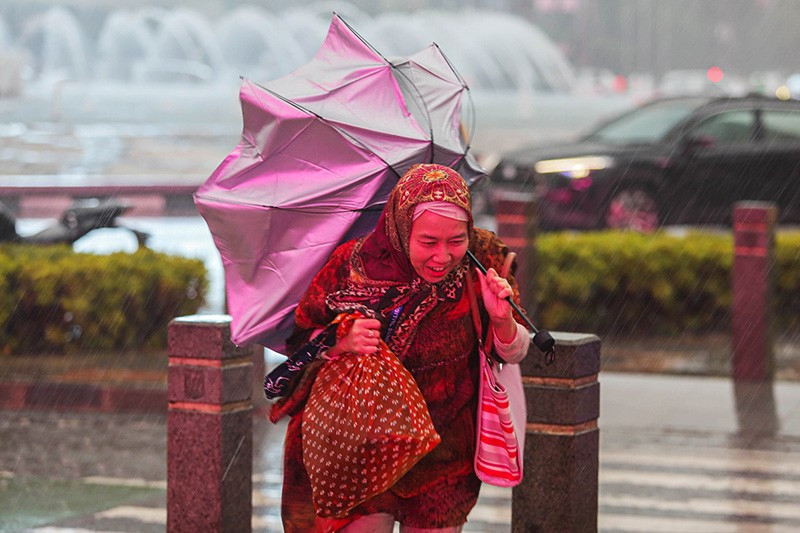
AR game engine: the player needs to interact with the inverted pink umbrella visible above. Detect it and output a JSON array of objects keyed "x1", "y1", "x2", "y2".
[{"x1": 195, "y1": 13, "x2": 484, "y2": 352}]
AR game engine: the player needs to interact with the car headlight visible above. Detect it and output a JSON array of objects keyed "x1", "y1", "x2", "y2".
[{"x1": 534, "y1": 156, "x2": 614, "y2": 179}]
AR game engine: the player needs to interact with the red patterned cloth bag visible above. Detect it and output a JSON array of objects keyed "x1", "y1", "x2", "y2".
[{"x1": 302, "y1": 312, "x2": 441, "y2": 519}]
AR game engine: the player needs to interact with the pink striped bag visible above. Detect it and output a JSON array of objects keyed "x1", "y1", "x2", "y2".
[
  {"x1": 467, "y1": 267, "x2": 525, "y2": 487},
  {"x1": 474, "y1": 346, "x2": 525, "y2": 486}
]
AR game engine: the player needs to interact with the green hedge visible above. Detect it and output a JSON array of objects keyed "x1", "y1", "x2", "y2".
[
  {"x1": 1, "y1": 245, "x2": 207, "y2": 354},
  {"x1": 533, "y1": 230, "x2": 800, "y2": 336},
  {"x1": 5, "y1": 231, "x2": 797, "y2": 353}
]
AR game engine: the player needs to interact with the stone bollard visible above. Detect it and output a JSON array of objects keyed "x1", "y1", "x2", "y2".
[
  {"x1": 731, "y1": 202, "x2": 779, "y2": 435},
  {"x1": 732, "y1": 202, "x2": 777, "y2": 382},
  {"x1": 492, "y1": 189, "x2": 539, "y2": 316},
  {"x1": 167, "y1": 315, "x2": 256, "y2": 532},
  {"x1": 513, "y1": 332, "x2": 601, "y2": 533}
]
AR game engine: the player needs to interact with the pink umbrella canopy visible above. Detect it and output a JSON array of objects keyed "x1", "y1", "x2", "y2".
[{"x1": 195, "y1": 13, "x2": 485, "y2": 352}]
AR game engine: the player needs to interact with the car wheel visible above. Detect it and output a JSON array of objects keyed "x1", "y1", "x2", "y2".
[{"x1": 605, "y1": 188, "x2": 660, "y2": 232}]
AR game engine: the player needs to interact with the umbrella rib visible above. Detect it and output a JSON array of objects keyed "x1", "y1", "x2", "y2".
[
  {"x1": 247, "y1": 78, "x2": 404, "y2": 182},
  {"x1": 194, "y1": 192, "x2": 383, "y2": 214},
  {"x1": 431, "y1": 42, "x2": 477, "y2": 154},
  {"x1": 391, "y1": 60, "x2": 435, "y2": 164},
  {"x1": 432, "y1": 42, "x2": 469, "y2": 87},
  {"x1": 334, "y1": 13, "x2": 437, "y2": 164},
  {"x1": 246, "y1": 15, "x2": 479, "y2": 176},
  {"x1": 333, "y1": 12, "x2": 389, "y2": 64},
  {"x1": 336, "y1": 17, "x2": 477, "y2": 166}
]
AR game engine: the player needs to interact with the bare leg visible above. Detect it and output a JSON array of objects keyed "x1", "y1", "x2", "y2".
[
  {"x1": 400, "y1": 525, "x2": 463, "y2": 533},
  {"x1": 339, "y1": 513, "x2": 396, "y2": 533}
]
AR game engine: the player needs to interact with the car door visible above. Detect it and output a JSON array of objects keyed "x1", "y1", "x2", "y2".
[
  {"x1": 754, "y1": 108, "x2": 800, "y2": 222},
  {"x1": 667, "y1": 109, "x2": 760, "y2": 224}
]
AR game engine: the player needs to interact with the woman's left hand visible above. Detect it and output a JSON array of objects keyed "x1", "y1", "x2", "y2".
[{"x1": 475, "y1": 267, "x2": 517, "y2": 343}]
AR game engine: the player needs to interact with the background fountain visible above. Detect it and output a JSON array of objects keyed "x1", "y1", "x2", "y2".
[
  {"x1": 0, "y1": 2, "x2": 636, "y2": 152},
  {"x1": 6, "y1": 4, "x2": 576, "y2": 88},
  {"x1": 0, "y1": 2, "x2": 634, "y2": 317}
]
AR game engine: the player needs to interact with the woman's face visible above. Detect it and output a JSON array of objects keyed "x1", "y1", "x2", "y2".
[{"x1": 408, "y1": 210, "x2": 469, "y2": 283}]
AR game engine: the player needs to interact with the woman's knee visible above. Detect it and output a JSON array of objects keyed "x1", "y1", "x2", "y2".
[
  {"x1": 399, "y1": 525, "x2": 463, "y2": 533},
  {"x1": 339, "y1": 513, "x2": 395, "y2": 533}
]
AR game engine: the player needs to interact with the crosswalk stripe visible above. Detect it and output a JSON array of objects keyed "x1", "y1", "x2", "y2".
[
  {"x1": 252, "y1": 514, "x2": 282, "y2": 530},
  {"x1": 83, "y1": 476, "x2": 167, "y2": 489},
  {"x1": 253, "y1": 491, "x2": 281, "y2": 507},
  {"x1": 32, "y1": 526, "x2": 120, "y2": 533},
  {"x1": 35, "y1": 455, "x2": 800, "y2": 532},
  {"x1": 94, "y1": 506, "x2": 165, "y2": 524},
  {"x1": 85, "y1": 506, "x2": 286, "y2": 531},
  {"x1": 601, "y1": 494, "x2": 800, "y2": 520},
  {"x1": 601, "y1": 468, "x2": 800, "y2": 496},
  {"x1": 467, "y1": 502, "x2": 511, "y2": 524},
  {"x1": 252, "y1": 472, "x2": 283, "y2": 484},
  {"x1": 478, "y1": 484, "x2": 513, "y2": 499},
  {"x1": 602, "y1": 450, "x2": 800, "y2": 476},
  {"x1": 598, "y1": 513, "x2": 799, "y2": 533},
  {"x1": 78, "y1": 499, "x2": 800, "y2": 533}
]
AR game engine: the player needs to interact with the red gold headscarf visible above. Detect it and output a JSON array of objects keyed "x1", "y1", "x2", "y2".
[{"x1": 360, "y1": 164, "x2": 473, "y2": 281}]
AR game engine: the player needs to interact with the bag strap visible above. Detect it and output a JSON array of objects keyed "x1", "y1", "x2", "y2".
[
  {"x1": 383, "y1": 304, "x2": 404, "y2": 343},
  {"x1": 465, "y1": 267, "x2": 484, "y2": 350}
]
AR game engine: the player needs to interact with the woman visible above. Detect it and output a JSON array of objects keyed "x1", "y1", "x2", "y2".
[{"x1": 270, "y1": 163, "x2": 530, "y2": 532}]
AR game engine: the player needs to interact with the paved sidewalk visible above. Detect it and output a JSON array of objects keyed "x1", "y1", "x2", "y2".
[
  {"x1": 3, "y1": 371, "x2": 800, "y2": 532},
  {"x1": 601, "y1": 372, "x2": 800, "y2": 437}
]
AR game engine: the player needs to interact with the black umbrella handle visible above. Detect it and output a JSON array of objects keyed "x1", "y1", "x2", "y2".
[{"x1": 466, "y1": 250, "x2": 556, "y2": 363}]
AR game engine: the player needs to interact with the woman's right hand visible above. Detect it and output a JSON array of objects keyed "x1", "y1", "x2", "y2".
[{"x1": 326, "y1": 317, "x2": 382, "y2": 357}]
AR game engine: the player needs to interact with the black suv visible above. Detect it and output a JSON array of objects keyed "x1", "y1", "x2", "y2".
[{"x1": 488, "y1": 95, "x2": 800, "y2": 231}]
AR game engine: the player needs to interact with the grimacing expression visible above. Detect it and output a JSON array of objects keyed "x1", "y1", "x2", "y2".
[{"x1": 408, "y1": 210, "x2": 469, "y2": 283}]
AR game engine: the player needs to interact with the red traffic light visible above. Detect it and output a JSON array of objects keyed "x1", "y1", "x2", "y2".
[{"x1": 706, "y1": 66, "x2": 724, "y2": 84}]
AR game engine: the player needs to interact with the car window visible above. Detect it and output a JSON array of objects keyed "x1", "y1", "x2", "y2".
[
  {"x1": 585, "y1": 99, "x2": 701, "y2": 144},
  {"x1": 760, "y1": 110, "x2": 800, "y2": 142},
  {"x1": 689, "y1": 110, "x2": 755, "y2": 143}
]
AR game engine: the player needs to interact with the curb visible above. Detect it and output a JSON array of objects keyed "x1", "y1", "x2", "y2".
[
  {"x1": 0, "y1": 380, "x2": 271, "y2": 417},
  {"x1": 0, "y1": 380, "x2": 167, "y2": 414}
]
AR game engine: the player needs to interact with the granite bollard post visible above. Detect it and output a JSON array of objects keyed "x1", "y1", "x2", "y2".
[
  {"x1": 167, "y1": 315, "x2": 256, "y2": 532},
  {"x1": 492, "y1": 189, "x2": 538, "y2": 315},
  {"x1": 513, "y1": 332, "x2": 601, "y2": 533},
  {"x1": 732, "y1": 202, "x2": 777, "y2": 382},
  {"x1": 731, "y1": 202, "x2": 779, "y2": 434}
]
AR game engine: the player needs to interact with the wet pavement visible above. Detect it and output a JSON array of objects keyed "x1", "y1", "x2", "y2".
[{"x1": 3, "y1": 362, "x2": 800, "y2": 532}]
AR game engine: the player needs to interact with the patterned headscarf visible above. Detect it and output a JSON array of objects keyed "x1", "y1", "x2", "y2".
[
  {"x1": 360, "y1": 163, "x2": 473, "y2": 282},
  {"x1": 324, "y1": 164, "x2": 474, "y2": 357}
]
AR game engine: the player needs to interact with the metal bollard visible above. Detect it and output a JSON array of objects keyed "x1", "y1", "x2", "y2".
[
  {"x1": 513, "y1": 332, "x2": 601, "y2": 533},
  {"x1": 167, "y1": 315, "x2": 255, "y2": 532}
]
